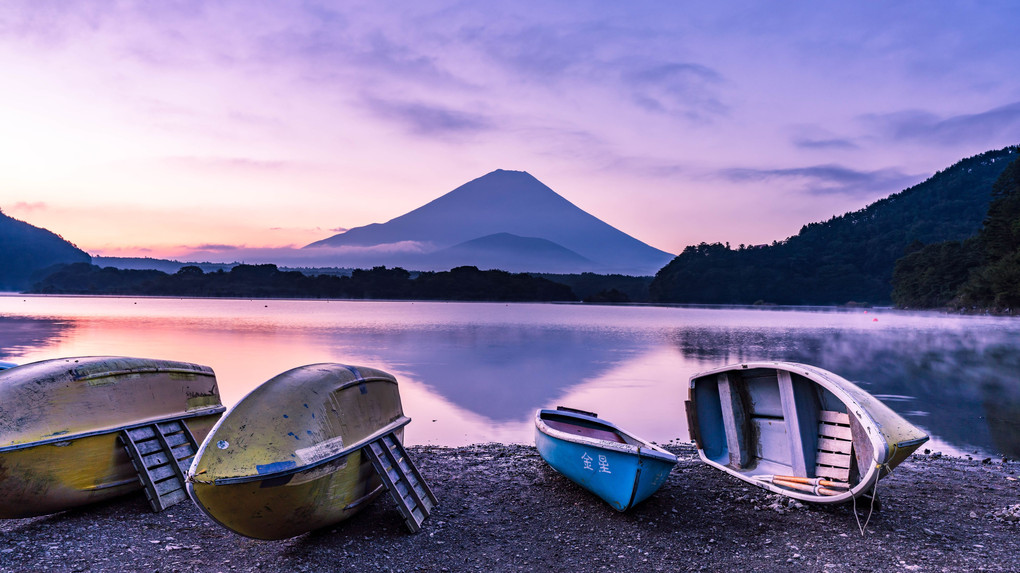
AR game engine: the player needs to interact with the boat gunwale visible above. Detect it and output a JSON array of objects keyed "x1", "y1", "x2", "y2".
[
  {"x1": 203, "y1": 415, "x2": 412, "y2": 486},
  {"x1": 70, "y1": 365, "x2": 215, "y2": 382},
  {"x1": 0, "y1": 405, "x2": 226, "y2": 453},
  {"x1": 535, "y1": 409, "x2": 677, "y2": 464},
  {"x1": 687, "y1": 361, "x2": 890, "y2": 504}
]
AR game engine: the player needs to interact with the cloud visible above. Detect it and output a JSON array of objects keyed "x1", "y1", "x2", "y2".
[
  {"x1": 180, "y1": 241, "x2": 435, "y2": 265},
  {"x1": 302, "y1": 241, "x2": 432, "y2": 255},
  {"x1": 360, "y1": 96, "x2": 495, "y2": 138},
  {"x1": 472, "y1": 22, "x2": 604, "y2": 79},
  {"x1": 623, "y1": 61, "x2": 728, "y2": 121},
  {"x1": 792, "y1": 137, "x2": 859, "y2": 150},
  {"x1": 864, "y1": 101, "x2": 1020, "y2": 146},
  {"x1": 720, "y1": 163, "x2": 919, "y2": 197},
  {"x1": 7, "y1": 201, "x2": 49, "y2": 213},
  {"x1": 164, "y1": 156, "x2": 298, "y2": 173}
]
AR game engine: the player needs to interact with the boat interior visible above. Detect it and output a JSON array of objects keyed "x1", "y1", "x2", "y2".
[
  {"x1": 541, "y1": 410, "x2": 628, "y2": 445},
  {"x1": 689, "y1": 366, "x2": 874, "y2": 493}
]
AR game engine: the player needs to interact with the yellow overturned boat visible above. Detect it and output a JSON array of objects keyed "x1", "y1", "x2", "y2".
[
  {"x1": 686, "y1": 362, "x2": 928, "y2": 504},
  {"x1": 0, "y1": 356, "x2": 224, "y2": 518},
  {"x1": 187, "y1": 363, "x2": 435, "y2": 540}
]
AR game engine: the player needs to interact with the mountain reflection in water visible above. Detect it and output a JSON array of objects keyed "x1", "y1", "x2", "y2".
[{"x1": 0, "y1": 296, "x2": 1017, "y2": 455}]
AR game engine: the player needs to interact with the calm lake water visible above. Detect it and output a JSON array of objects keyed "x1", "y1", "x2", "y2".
[{"x1": 1, "y1": 294, "x2": 1018, "y2": 457}]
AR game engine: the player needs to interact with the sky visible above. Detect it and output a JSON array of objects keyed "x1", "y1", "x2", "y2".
[{"x1": 2, "y1": 1, "x2": 1020, "y2": 263}]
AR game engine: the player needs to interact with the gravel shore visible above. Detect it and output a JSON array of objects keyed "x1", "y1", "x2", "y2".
[{"x1": 1, "y1": 444, "x2": 1017, "y2": 572}]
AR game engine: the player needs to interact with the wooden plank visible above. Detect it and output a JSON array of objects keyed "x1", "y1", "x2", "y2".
[
  {"x1": 153, "y1": 476, "x2": 183, "y2": 496},
  {"x1": 815, "y1": 465, "x2": 850, "y2": 481},
  {"x1": 142, "y1": 452, "x2": 169, "y2": 468},
  {"x1": 816, "y1": 451, "x2": 852, "y2": 468},
  {"x1": 819, "y1": 410, "x2": 849, "y2": 424},
  {"x1": 159, "y1": 488, "x2": 188, "y2": 507},
  {"x1": 777, "y1": 370, "x2": 808, "y2": 477},
  {"x1": 848, "y1": 412, "x2": 873, "y2": 484},
  {"x1": 127, "y1": 426, "x2": 156, "y2": 441},
  {"x1": 818, "y1": 422, "x2": 852, "y2": 440},
  {"x1": 148, "y1": 464, "x2": 177, "y2": 482},
  {"x1": 817, "y1": 436, "x2": 853, "y2": 454},
  {"x1": 170, "y1": 443, "x2": 195, "y2": 460},
  {"x1": 162, "y1": 433, "x2": 190, "y2": 447},
  {"x1": 157, "y1": 420, "x2": 184, "y2": 433},
  {"x1": 135, "y1": 439, "x2": 163, "y2": 455},
  {"x1": 718, "y1": 373, "x2": 749, "y2": 469}
]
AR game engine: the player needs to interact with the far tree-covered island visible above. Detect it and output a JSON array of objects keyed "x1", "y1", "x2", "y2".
[{"x1": 29, "y1": 264, "x2": 582, "y2": 303}]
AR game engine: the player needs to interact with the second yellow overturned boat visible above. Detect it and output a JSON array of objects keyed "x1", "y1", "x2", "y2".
[
  {"x1": 187, "y1": 363, "x2": 435, "y2": 540},
  {"x1": 686, "y1": 361, "x2": 928, "y2": 504}
]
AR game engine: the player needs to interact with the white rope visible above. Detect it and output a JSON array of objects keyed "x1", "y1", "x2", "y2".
[{"x1": 853, "y1": 471, "x2": 881, "y2": 537}]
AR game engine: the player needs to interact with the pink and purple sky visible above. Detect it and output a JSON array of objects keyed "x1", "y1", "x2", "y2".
[{"x1": 2, "y1": 1, "x2": 1019, "y2": 264}]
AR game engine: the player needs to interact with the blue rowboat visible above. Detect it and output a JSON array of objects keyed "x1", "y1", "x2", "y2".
[{"x1": 535, "y1": 407, "x2": 677, "y2": 511}]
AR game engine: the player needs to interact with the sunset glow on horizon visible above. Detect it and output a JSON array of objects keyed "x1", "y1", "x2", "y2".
[{"x1": 2, "y1": 2, "x2": 1019, "y2": 264}]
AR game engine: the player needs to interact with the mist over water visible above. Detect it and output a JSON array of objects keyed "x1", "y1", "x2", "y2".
[{"x1": 1, "y1": 295, "x2": 1017, "y2": 456}]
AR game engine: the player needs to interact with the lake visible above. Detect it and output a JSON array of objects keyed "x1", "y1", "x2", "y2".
[{"x1": 1, "y1": 294, "x2": 1018, "y2": 457}]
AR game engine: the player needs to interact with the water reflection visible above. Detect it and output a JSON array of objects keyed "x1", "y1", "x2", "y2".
[
  {"x1": 316, "y1": 324, "x2": 649, "y2": 420},
  {"x1": 0, "y1": 316, "x2": 70, "y2": 357},
  {"x1": 1, "y1": 296, "x2": 1017, "y2": 455}
]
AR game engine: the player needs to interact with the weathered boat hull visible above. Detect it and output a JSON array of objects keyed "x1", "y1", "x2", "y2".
[
  {"x1": 0, "y1": 356, "x2": 224, "y2": 518},
  {"x1": 535, "y1": 408, "x2": 677, "y2": 511},
  {"x1": 686, "y1": 362, "x2": 929, "y2": 504},
  {"x1": 187, "y1": 363, "x2": 409, "y2": 540}
]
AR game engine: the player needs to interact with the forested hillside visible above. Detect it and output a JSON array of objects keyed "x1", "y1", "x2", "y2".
[
  {"x1": 650, "y1": 146, "x2": 1019, "y2": 305},
  {"x1": 892, "y1": 153, "x2": 1020, "y2": 311},
  {"x1": 0, "y1": 210, "x2": 91, "y2": 290}
]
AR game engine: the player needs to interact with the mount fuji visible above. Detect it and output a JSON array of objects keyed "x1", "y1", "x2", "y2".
[{"x1": 305, "y1": 170, "x2": 674, "y2": 275}]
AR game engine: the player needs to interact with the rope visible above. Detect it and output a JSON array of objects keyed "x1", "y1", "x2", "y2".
[{"x1": 853, "y1": 467, "x2": 882, "y2": 537}]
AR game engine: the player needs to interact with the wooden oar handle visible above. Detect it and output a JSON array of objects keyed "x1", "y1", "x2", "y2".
[
  {"x1": 772, "y1": 475, "x2": 849, "y2": 489},
  {"x1": 771, "y1": 478, "x2": 843, "y2": 496}
]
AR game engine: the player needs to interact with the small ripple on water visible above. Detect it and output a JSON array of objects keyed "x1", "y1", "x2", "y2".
[{"x1": 872, "y1": 394, "x2": 917, "y2": 401}]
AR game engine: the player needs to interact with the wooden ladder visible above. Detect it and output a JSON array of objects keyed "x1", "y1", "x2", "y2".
[
  {"x1": 363, "y1": 432, "x2": 438, "y2": 533},
  {"x1": 120, "y1": 420, "x2": 199, "y2": 512},
  {"x1": 815, "y1": 410, "x2": 853, "y2": 483}
]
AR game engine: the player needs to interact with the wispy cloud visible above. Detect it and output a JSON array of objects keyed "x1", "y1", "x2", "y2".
[
  {"x1": 623, "y1": 61, "x2": 728, "y2": 122},
  {"x1": 164, "y1": 156, "x2": 299, "y2": 173},
  {"x1": 180, "y1": 241, "x2": 434, "y2": 266},
  {"x1": 719, "y1": 163, "x2": 919, "y2": 197},
  {"x1": 360, "y1": 96, "x2": 495, "y2": 138},
  {"x1": 792, "y1": 137, "x2": 859, "y2": 150},
  {"x1": 7, "y1": 201, "x2": 49, "y2": 213},
  {"x1": 864, "y1": 101, "x2": 1020, "y2": 146}
]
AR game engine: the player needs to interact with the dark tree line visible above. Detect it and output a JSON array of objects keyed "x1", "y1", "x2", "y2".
[
  {"x1": 30, "y1": 264, "x2": 579, "y2": 302},
  {"x1": 650, "y1": 146, "x2": 1019, "y2": 306},
  {"x1": 892, "y1": 153, "x2": 1020, "y2": 312}
]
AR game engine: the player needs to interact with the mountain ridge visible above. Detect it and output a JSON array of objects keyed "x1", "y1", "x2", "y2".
[
  {"x1": 0, "y1": 210, "x2": 91, "y2": 290},
  {"x1": 650, "y1": 145, "x2": 1020, "y2": 305},
  {"x1": 306, "y1": 169, "x2": 674, "y2": 275}
]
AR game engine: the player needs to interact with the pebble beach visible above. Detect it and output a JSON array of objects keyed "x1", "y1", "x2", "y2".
[{"x1": 1, "y1": 444, "x2": 1018, "y2": 572}]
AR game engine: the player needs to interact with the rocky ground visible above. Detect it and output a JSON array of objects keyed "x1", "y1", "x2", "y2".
[{"x1": 1, "y1": 444, "x2": 1018, "y2": 572}]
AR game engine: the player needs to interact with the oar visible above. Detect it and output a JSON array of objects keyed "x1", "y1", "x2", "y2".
[
  {"x1": 768, "y1": 475, "x2": 850, "y2": 489},
  {"x1": 753, "y1": 475, "x2": 848, "y2": 496}
]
